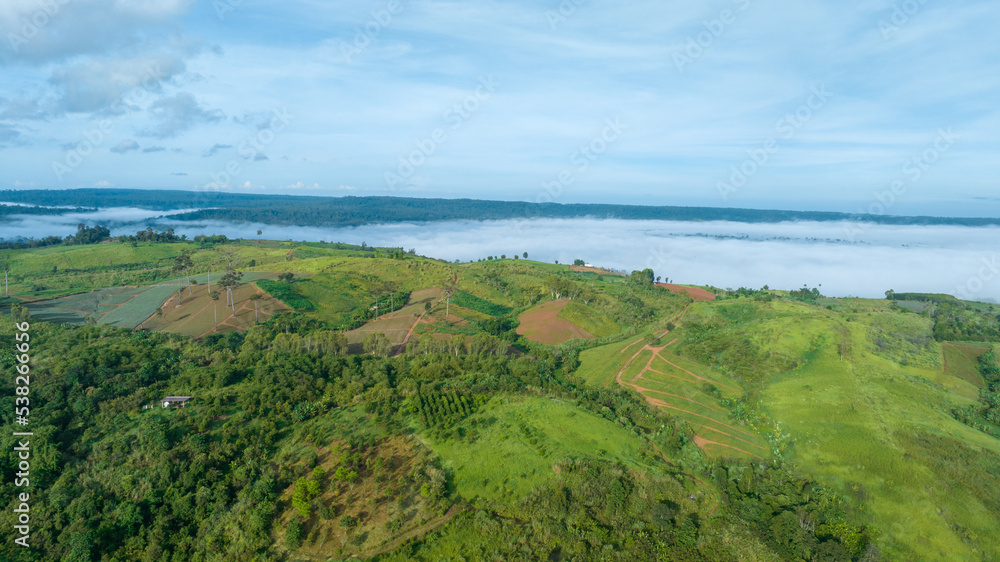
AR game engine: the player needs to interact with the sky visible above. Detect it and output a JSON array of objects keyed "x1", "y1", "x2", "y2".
[{"x1": 1, "y1": 0, "x2": 998, "y2": 216}]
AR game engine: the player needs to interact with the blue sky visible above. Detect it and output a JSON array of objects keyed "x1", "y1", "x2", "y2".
[{"x1": 1, "y1": 0, "x2": 998, "y2": 216}]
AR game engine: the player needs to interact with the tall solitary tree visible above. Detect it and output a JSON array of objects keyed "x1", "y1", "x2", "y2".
[
  {"x1": 173, "y1": 251, "x2": 194, "y2": 295},
  {"x1": 209, "y1": 290, "x2": 220, "y2": 331},
  {"x1": 219, "y1": 268, "x2": 242, "y2": 318},
  {"x1": 249, "y1": 293, "x2": 262, "y2": 323}
]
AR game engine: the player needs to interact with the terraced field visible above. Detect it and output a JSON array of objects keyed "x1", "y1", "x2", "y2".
[{"x1": 615, "y1": 339, "x2": 768, "y2": 460}]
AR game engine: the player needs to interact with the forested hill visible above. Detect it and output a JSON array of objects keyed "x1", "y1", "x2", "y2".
[{"x1": 3, "y1": 188, "x2": 1000, "y2": 228}]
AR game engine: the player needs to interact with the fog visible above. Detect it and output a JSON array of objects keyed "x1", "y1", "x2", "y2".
[
  {"x1": 155, "y1": 217, "x2": 1000, "y2": 302},
  {"x1": 3, "y1": 208, "x2": 999, "y2": 302}
]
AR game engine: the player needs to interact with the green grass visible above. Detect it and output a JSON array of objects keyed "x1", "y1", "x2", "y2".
[
  {"x1": 425, "y1": 396, "x2": 655, "y2": 505},
  {"x1": 942, "y1": 342, "x2": 991, "y2": 388},
  {"x1": 764, "y1": 314, "x2": 1000, "y2": 561},
  {"x1": 575, "y1": 336, "x2": 645, "y2": 387},
  {"x1": 557, "y1": 300, "x2": 620, "y2": 337},
  {"x1": 256, "y1": 279, "x2": 314, "y2": 311},
  {"x1": 447, "y1": 290, "x2": 511, "y2": 317}
]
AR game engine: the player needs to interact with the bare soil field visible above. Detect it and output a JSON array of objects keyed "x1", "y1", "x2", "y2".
[
  {"x1": 516, "y1": 299, "x2": 595, "y2": 345},
  {"x1": 655, "y1": 283, "x2": 717, "y2": 302}
]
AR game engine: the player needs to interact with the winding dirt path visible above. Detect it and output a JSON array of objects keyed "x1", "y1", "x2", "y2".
[{"x1": 612, "y1": 307, "x2": 764, "y2": 460}]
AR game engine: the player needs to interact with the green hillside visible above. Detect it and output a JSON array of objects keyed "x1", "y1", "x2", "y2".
[{"x1": 3, "y1": 238, "x2": 1000, "y2": 560}]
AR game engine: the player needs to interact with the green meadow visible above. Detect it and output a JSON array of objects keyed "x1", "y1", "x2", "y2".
[{"x1": 423, "y1": 395, "x2": 658, "y2": 505}]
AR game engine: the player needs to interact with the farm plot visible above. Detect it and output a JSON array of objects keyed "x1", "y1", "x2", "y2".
[
  {"x1": 655, "y1": 283, "x2": 716, "y2": 302},
  {"x1": 25, "y1": 284, "x2": 178, "y2": 329},
  {"x1": 516, "y1": 299, "x2": 595, "y2": 345},
  {"x1": 345, "y1": 290, "x2": 444, "y2": 354},
  {"x1": 942, "y1": 342, "x2": 992, "y2": 388},
  {"x1": 139, "y1": 281, "x2": 288, "y2": 337},
  {"x1": 615, "y1": 340, "x2": 768, "y2": 460}
]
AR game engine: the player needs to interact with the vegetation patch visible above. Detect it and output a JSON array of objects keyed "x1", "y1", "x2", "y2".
[
  {"x1": 557, "y1": 300, "x2": 620, "y2": 337},
  {"x1": 447, "y1": 289, "x2": 511, "y2": 317},
  {"x1": 516, "y1": 299, "x2": 595, "y2": 345}
]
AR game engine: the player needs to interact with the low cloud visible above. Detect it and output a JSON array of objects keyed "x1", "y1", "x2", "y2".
[
  {"x1": 141, "y1": 93, "x2": 224, "y2": 138},
  {"x1": 143, "y1": 146, "x2": 167, "y2": 153},
  {"x1": 110, "y1": 139, "x2": 140, "y2": 153},
  {"x1": 144, "y1": 218, "x2": 1000, "y2": 302},
  {"x1": 202, "y1": 143, "x2": 232, "y2": 157}
]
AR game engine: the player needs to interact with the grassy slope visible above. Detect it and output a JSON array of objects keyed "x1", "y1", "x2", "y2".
[
  {"x1": 557, "y1": 300, "x2": 620, "y2": 337},
  {"x1": 574, "y1": 295, "x2": 1000, "y2": 560},
  {"x1": 760, "y1": 302, "x2": 1000, "y2": 560},
  {"x1": 424, "y1": 396, "x2": 658, "y2": 505}
]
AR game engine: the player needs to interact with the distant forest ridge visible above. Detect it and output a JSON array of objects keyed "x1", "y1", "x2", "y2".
[{"x1": 3, "y1": 188, "x2": 1000, "y2": 228}]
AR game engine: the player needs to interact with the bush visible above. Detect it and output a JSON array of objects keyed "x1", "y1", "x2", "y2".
[{"x1": 285, "y1": 519, "x2": 303, "y2": 550}]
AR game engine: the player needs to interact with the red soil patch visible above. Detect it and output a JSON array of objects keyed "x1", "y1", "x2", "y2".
[
  {"x1": 656, "y1": 284, "x2": 716, "y2": 302},
  {"x1": 516, "y1": 299, "x2": 595, "y2": 345}
]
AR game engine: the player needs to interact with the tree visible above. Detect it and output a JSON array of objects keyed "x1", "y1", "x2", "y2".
[
  {"x1": 523, "y1": 252, "x2": 528, "y2": 259},
  {"x1": 209, "y1": 290, "x2": 220, "y2": 331},
  {"x1": 173, "y1": 251, "x2": 194, "y2": 296},
  {"x1": 219, "y1": 268, "x2": 242, "y2": 318},
  {"x1": 249, "y1": 293, "x2": 262, "y2": 323},
  {"x1": 573, "y1": 259, "x2": 585, "y2": 266},
  {"x1": 285, "y1": 519, "x2": 303, "y2": 550},
  {"x1": 278, "y1": 272, "x2": 295, "y2": 282},
  {"x1": 885, "y1": 289, "x2": 895, "y2": 300},
  {"x1": 256, "y1": 229, "x2": 262, "y2": 244},
  {"x1": 363, "y1": 332, "x2": 391, "y2": 358},
  {"x1": 501, "y1": 254, "x2": 506, "y2": 260},
  {"x1": 11, "y1": 303, "x2": 29, "y2": 322}
]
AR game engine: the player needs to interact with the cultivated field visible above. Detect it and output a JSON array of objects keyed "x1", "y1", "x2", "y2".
[
  {"x1": 516, "y1": 299, "x2": 595, "y2": 344},
  {"x1": 943, "y1": 341, "x2": 991, "y2": 388},
  {"x1": 139, "y1": 280, "x2": 288, "y2": 337},
  {"x1": 655, "y1": 283, "x2": 716, "y2": 302},
  {"x1": 345, "y1": 288, "x2": 445, "y2": 353},
  {"x1": 25, "y1": 285, "x2": 178, "y2": 328}
]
